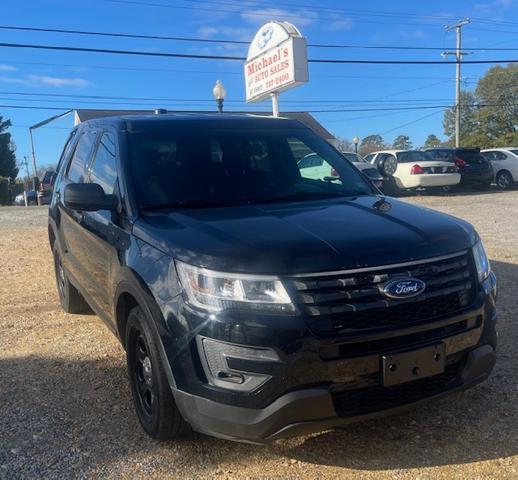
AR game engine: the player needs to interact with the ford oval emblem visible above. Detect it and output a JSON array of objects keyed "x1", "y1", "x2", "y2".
[{"x1": 382, "y1": 278, "x2": 426, "y2": 299}]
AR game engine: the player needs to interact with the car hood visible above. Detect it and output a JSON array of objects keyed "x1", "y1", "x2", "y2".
[{"x1": 133, "y1": 195, "x2": 477, "y2": 275}]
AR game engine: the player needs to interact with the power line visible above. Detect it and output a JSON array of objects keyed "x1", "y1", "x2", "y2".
[
  {"x1": 0, "y1": 103, "x2": 513, "y2": 113},
  {"x1": 0, "y1": 60, "x2": 469, "y2": 80},
  {"x1": 175, "y1": 0, "x2": 518, "y2": 28},
  {"x1": 104, "y1": 0, "x2": 518, "y2": 30},
  {"x1": 381, "y1": 110, "x2": 443, "y2": 135},
  {"x1": 0, "y1": 90, "x2": 462, "y2": 104},
  {"x1": 1, "y1": 25, "x2": 517, "y2": 51},
  {"x1": 1, "y1": 42, "x2": 517, "y2": 64}
]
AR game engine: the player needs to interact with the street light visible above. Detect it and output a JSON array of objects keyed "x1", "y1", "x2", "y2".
[
  {"x1": 212, "y1": 80, "x2": 227, "y2": 113},
  {"x1": 352, "y1": 136, "x2": 360, "y2": 154}
]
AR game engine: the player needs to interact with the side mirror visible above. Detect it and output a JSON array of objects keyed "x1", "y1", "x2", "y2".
[{"x1": 64, "y1": 183, "x2": 118, "y2": 212}]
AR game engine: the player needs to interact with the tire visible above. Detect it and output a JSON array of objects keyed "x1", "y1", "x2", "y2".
[
  {"x1": 496, "y1": 171, "x2": 513, "y2": 190},
  {"x1": 53, "y1": 244, "x2": 91, "y2": 314},
  {"x1": 382, "y1": 176, "x2": 403, "y2": 197},
  {"x1": 126, "y1": 306, "x2": 190, "y2": 440}
]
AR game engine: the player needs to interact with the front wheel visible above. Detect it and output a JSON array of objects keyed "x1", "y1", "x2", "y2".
[
  {"x1": 126, "y1": 306, "x2": 190, "y2": 440},
  {"x1": 496, "y1": 171, "x2": 513, "y2": 190}
]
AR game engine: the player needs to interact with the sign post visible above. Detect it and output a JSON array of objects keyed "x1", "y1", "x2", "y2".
[{"x1": 244, "y1": 21, "x2": 308, "y2": 116}]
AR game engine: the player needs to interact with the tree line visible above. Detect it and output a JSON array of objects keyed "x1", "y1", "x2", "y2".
[{"x1": 336, "y1": 63, "x2": 517, "y2": 155}]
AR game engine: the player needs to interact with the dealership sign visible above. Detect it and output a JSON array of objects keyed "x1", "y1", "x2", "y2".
[{"x1": 244, "y1": 21, "x2": 308, "y2": 103}]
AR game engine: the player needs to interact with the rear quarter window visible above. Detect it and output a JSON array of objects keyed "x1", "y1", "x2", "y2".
[
  {"x1": 397, "y1": 151, "x2": 433, "y2": 163},
  {"x1": 427, "y1": 150, "x2": 453, "y2": 162}
]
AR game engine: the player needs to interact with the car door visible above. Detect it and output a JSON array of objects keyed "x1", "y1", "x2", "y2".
[
  {"x1": 501, "y1": 151, "x2": 518, "y2": 180},
  {"x1": 79, "y1": 129, "x2": 127, "y2": 318},
  {"x1": 484, "y1": 151, "x2": 511, "y2": 180},
  {"x1": 58, "y1": 128, "x2": 99, "y2": 291}
]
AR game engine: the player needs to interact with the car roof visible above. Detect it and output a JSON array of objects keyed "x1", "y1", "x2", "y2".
[
  {"x1": 80, "y1": 112, "x2": 309, "y2": 132},
  {"x1": 481, "y1": 147, "x2": 517, "y2": 151},
  {"x1": 369, "y1": 150, "x2": 415, "y2": 155},
  {"x1": 424, "y1": 147, "x2": 480, "y2": 152}
]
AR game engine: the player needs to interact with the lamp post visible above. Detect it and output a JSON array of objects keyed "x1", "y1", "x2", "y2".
[
  {"x1": 353, "y1": 136, "x2": 360, "y2": 154},
  {"x1": 212, "y1": 80, "x2": 227, "y2": 113}
]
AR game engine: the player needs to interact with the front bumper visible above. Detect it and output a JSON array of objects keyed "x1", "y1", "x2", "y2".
[
  {"x1": 166, "y1": 272, "x2": 497, "y2": 443},
  {"x1": 173, "y1": 343, "x2": 495, "y2": 444},
  {"x1": 459, "y1": 169, "x2": 493, "y2": 185}
]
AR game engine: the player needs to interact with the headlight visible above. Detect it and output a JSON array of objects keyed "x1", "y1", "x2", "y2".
[
  {"x1": 175, "y1": 261, "x2": 294, "y2": 313},
  {"x1": 473, "y1": 240, "x2": 490, "y2": 282}
]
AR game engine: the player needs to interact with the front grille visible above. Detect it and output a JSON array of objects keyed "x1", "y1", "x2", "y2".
[
  {"x1": 332, "y1": 363, "x2": 461, "y2": 418},
  {"x1": 286, "y1": 251, "x2": 476, "y2": 336},
  {"x1": 320, "y1": 318, "x2": 479, "y2": 360}
]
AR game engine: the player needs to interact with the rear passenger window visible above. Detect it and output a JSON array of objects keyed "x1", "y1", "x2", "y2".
[
  {"x1": 67, "y1": 130, "x2": 97, "y2": 183},
  {"x1": 89, "y1": 132, "x2": 118, "y2": 194}
]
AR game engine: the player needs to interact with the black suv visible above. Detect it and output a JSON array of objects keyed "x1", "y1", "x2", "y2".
[
  {"x1": 425, "y1": 148, "x2": 493, "y2": 188},
  {"x1": 49, "y1": 113, "x2": 497, "y2": 444}
]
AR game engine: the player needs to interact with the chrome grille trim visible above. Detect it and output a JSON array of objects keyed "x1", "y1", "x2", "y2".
[{"x1": 288, "y1": 250, "x2": 469, "y2": 279}]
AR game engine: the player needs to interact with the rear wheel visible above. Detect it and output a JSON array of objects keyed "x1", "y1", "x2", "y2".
[
  {"x1": 496, "y1": 171, "x2": 513, "y2": 190},
  {"x1": 53, "y1": 245, "x2": 91, "y2": 314},
  {"x1": 126, "y1": 306, "x2": 190, "y2": 440}
]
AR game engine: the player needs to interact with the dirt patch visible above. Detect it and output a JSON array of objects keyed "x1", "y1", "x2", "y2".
[{"x1": 1, "y1": 194, "x2": 517, "y2": 479}]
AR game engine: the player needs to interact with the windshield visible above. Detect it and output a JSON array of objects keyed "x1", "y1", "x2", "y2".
[
  {"x1": 128, "y1": 128, "x2": 373, "y2": 209},
  {"x1": 397, "y1": 151, "x2": 434, "y2": 163},
  {"x1": 511, "y1": 149, "x2": 518, "y2": 156}
]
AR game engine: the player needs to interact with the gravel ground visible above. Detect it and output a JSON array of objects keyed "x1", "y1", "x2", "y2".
[{"x1": 1, "y1": 193, "x2": 517, "y2": 480}]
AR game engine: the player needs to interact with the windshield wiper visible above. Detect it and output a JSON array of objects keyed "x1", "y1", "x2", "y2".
[
  {"x1": 141, "y1": 199, "x2": 227, "y2": 211},
  {"x1": 247, "y1": 191, "x2": 364, "y2": 205}
]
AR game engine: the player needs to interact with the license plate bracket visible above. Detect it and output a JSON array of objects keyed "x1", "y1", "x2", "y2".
[{"x1": 382, "y1": 343, "x2": 445, "y2": 387}]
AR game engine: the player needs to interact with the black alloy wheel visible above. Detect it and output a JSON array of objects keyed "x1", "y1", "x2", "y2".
[
  {"x1": 53, "y1": 244, "x2": 90, "y2": 314},
  {"x1": 131, "y1": 331, "x2": 157, "y2": 420},
  {"x1": 125, "y1": 306, "x2": 190, "y2": 440}
]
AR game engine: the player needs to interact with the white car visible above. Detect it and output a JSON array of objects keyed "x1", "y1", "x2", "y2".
[
  {"x1": 481, "y1": 147, "x2": 518, "y2": 190},
  {"x1": 298, "y1": 152, "x2": 384, "y2": 188},
  {"x1": 365, "y1": 150, "x2": 461, "y2": 194}
]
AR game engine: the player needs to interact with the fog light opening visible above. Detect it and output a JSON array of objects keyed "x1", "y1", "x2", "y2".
[{"x1": 217, "y1": 371, "x2": 245, "y2": 384}]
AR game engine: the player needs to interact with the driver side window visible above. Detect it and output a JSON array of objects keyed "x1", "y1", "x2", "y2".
[{"x1": 88, "y1": 132, "x2": 118, "y2": 195}]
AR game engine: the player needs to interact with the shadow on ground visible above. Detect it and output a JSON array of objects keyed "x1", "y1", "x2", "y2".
[{"x1": 1, "y1": 261, "x2": 516, "y2": 477}]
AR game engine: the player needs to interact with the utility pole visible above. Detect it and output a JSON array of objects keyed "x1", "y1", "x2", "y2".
[
  {"x1": 442, "y1": 18, "x2": 471, "y2": 148},
  {"x1": 22, "y1": 156, "x2": 30, "y2": 182}
]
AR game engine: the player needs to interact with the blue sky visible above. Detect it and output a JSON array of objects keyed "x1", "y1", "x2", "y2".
[{"x1": 1, "y1": 0, "x2": 517, "y2": 173}]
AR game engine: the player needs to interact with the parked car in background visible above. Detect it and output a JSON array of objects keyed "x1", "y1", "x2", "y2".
[
  {"x1": 298, "y1": 152, "x2": 383, "y2": 189},
  {"x1": 366, "y1": 150, "x2": 461, "y2": 195},
  {"x1": 13, "y1": 190, "x2": 37, "y2": 206},
  {"x1": 341, "y1": 152, "x2": 384, "y2": 189},
  {"x1": 424, "y1": 148, "x2": 493, "y2": 189},
  {"x1": 481, "y1": 147, "x2": 518, "y2": 190},
  {"x1": 37, "y1": 169, "x2": 57, "y2": 205}
]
